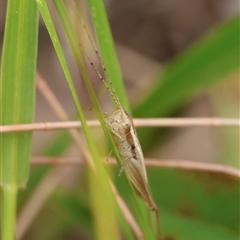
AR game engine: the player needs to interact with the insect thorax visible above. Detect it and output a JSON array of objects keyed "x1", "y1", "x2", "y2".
[{"x1": 105, "y1": 109, "x2": 132, "y2": 132}]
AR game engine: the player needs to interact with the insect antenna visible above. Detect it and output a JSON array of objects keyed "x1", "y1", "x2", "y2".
[
  {"x1": 79, "y1": 43, "x2": 122, "y2": 111},
  {"x1": 80, "y1": 19, "x2": 123, "y2": 111}
]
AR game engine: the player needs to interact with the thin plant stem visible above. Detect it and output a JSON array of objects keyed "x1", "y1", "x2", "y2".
[
  {"x1": 30, "y1": 156, "x2": 240, "y2": 180},
  {"x1": 1, "y1": 118, "x2": 239, "y2": 133},
  {"x1": 2, "y1": 186, "x2": 17, "y2": 240}
]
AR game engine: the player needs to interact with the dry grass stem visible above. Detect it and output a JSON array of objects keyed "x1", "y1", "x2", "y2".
[
  {"x1": 1, "y1": 118, "x2": 239, "y2": 133},
  {"x1": 31, "y1": 156, "x2": 240, "y2": 180}
]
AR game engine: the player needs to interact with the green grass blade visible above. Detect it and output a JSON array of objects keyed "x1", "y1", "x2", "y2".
[
  {"x1": 0, "y1": 0, "x2": 38, "y2": 187},
  {"x1": 36, "y1": 0, "x2": 97, "y2": 164},
  {"x1": 0, "y1": 0, "x2": 38, "y2": 239},
  {"x1": 87, "y1": 0, "x2": 130, "y2": 112},
  {"x1": 133, "y1": 15, "x2": 240, "y2": 151},
  {"x1": 36, "y1": 1, "x2": 120, "y2": 239}
]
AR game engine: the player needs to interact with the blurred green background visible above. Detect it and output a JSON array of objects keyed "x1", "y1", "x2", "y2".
[{"x1": 1, "y1": 0, "x2": 239, "y2": 239}]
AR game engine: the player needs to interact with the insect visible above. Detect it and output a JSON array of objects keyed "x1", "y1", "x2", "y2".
[
  {"x1": 80, "y1": 18, "x2": 161, "y2": 240},
  {"x1": 104, "y1": 87, "x2": 161, "y2": 240}
]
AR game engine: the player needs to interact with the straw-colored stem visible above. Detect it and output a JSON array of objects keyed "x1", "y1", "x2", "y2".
[
  {"x1": 30, "y1": 156, "x2": 240, "y2": 180},
  {"x1": 1, "y1": 118, "x2": 239, "y2": 133}
]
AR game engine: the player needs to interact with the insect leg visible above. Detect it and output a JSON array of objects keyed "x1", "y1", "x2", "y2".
[
  {"x1": 109, "y1": 128, "x2": 124, "y2": 142},
  {"x1": 118, "y1": 158, "x2": 130, "y2": 176},
  {"x1": 118, "y1": 156, "x2": 133, "y2": 176}
]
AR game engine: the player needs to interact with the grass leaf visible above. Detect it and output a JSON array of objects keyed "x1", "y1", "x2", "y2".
[
  {"x1": 36, "y1": 1, "x2": 121, "y2": 239},
  {"x1": 0, "y1": 0, "x2": 38, "y2": 239}
]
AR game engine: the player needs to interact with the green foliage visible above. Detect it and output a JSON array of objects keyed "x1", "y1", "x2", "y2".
[
  {"x1": 0, "y1": 0, "x2": 38, "y2": 188},
  {"x1": 0, "y1": 0, "x2": 38, "y2": 239},
  {"x1": 1, "y1": 0, "x2": 238, "y2": 239}
]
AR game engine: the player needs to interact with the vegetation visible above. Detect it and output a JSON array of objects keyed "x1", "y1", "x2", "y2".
[{"x1": 0, "y1": 0, "x2": 239, "y2": 240}]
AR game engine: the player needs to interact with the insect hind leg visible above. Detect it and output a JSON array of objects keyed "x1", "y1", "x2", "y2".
[
  {"x1": 118, "y1": 156, "x2": 132, "y2": 176},
  {"x1": 109, "y1": 128, "x2": 124, "y2": 142}
]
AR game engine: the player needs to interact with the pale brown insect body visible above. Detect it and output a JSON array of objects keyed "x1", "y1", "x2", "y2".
[
  {"x1": 105, "y1": 105, "x2": 161, "y2": 239},
  {"x1": 105, "y1": 109, "x2": 146, "y2": 176}
]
